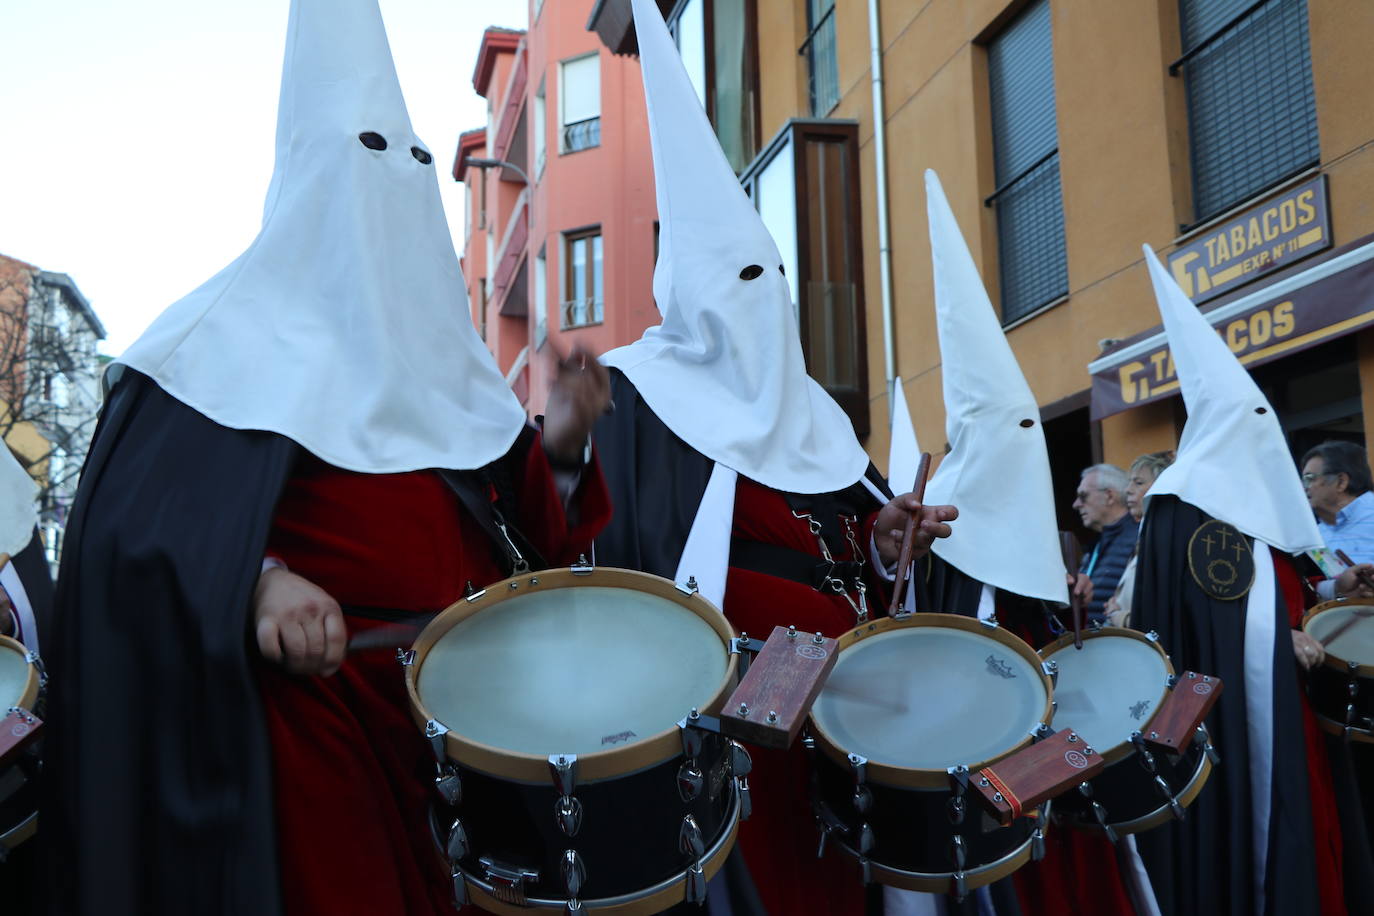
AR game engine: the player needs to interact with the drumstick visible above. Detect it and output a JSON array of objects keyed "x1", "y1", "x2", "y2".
[
  {"x1": 818, "y1": 680, "x2": 910, "y2": 715},
  {"x1": 1318, "y1": 606, "x2": 1374, "y2": 648},
  {"x1": 1334, "y1": 549, "x2": 1374, "y2": 594},
  {"x1": 888, "y1": 453, "x2": 933, "y2": 619},
  {"x1": 346, "y1": 623, "x2": 424, "y2": 654}
]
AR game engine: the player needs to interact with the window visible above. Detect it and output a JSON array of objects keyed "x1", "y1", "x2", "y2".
[
  {"x1": 534, "y1": 247, "x2": 548, "y2": 350},
  {"x1": 800, "y1": 0, "x2": 838, "y2": 116},
  {"x1": 1173, "y1": 0, "x2": 1318, "y2": 224},
  {"x1": 562, "y1": 229, "x2": 604, "y2": 328},
  {"x1": 742, "y1": 120, "x2": 869, "y2": 437},
  {"x1": 477, "y1": 279, "x2": 488, "y2": 341},
  {"x1": 534, "y1": 78, "x2": 547, "y2": 179},
  {"x1": 559, "y1": 54, "x2": 601, "y2": 154},
  {"x1": 986, "y1": 0, "x2": 1067, "y2": 325},
  {"x1": 669, "y1": 0, "x2": 760, "y2": 173}
]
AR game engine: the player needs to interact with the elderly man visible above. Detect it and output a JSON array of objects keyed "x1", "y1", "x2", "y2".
[
  {"x1": 1071, "y1": 463, "x2": 1138, "y2": 623},
  {"x1": 1304, "y1": 440, "x2": 1374, "y2": 565}
]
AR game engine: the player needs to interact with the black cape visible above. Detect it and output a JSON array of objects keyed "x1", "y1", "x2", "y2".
[
  {"x1": 37, "y1": 371, "x2": 545, "y2": 916},
  {"x1": 1131, "y1": 495, "x2": 1318, "y2": 916}
]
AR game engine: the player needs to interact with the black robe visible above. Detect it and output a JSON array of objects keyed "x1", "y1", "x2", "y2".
[
  {"x1": 37, "y1": 371, "x2": 552, "y2": 916},
  {"x1": 592, "y1": 368, "x2": 889, "y2": 915},
  {"x1": 1131, "y1": 495, "x2": 1319, "y2": 916}
]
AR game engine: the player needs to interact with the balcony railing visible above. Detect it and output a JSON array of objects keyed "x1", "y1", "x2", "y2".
[
  {"x1": 562, "y1": 117, "x2": 601, "y2": 154},
  {"x1": 561, "y1": 297, "x2": 603, "y2": 329}
]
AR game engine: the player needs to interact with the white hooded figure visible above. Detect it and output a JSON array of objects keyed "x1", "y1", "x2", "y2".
[
  {"x1": 116, "y1": 0, "x2": 525, "y2": 474},
  {"x1": 601, "y1": 0, "x2": 875, "y2": 604},
  {"x1": 921, "y1": 171, "x2": 1068, "y2": 607},
  {"x1": 0, "y1": 447, "x2": 36, "y2": 562},
  {"x1": 1139, "y1": 245, "x2": 1322, "y2": 914}
]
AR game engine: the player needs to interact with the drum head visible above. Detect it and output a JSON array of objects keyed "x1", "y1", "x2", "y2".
[
  {"x1": 1306, "y1": 603, "x2": 1374, "y2": 666},
  {"x1": 811, "y1": 624, "x2": 1047, "y2": 771},
  {"x1": 1044, "y1": 634, "x2": 1170, "y2": 754},
  {"x1": 417, "y1": 584, "x2": 728, "y2": 760},
  {"x1": 0, "y1": 640, "x2": 29, "y2": 710}
]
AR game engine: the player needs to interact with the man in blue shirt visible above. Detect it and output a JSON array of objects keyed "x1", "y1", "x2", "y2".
[
  {"x1": 1304, "y1": 440, "x2": 1374, "y2": 565},
  {"x1": 1071, "y1": 463, "x2": 1138, "y2": 624}
]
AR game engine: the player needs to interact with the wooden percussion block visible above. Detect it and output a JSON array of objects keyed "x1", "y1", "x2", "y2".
[
  {"x1": 1141, "y1": 671, "x2": 1222, "y2": 754},
  {"x1": 0, "y1": 707, "x2": 41, "y2": 769},
  {"x1": 720, "y1": 626, "x2": 839, "y2": 750},
  {"x1": 971, "y1": 729, "x2": 1106, "y2": 826}
]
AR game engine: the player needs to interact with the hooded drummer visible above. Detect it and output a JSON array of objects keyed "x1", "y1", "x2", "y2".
[
  {"x1": 590, "y1": 2, "x2": 955, "y2": 913},
  {"x1": 36, "y1": 2, "x2": 611, "y2": 914},
  {"x1": 1128, "y1": 249, "x2": 1355, "y2": 916}
]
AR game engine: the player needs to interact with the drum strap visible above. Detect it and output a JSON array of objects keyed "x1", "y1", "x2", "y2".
[
  {"x1": 729, "y1": 539, "x2": 864, "y2": 592},
  {"x1": 437, "y1": 466, "x2": 547, "y2": 577}
]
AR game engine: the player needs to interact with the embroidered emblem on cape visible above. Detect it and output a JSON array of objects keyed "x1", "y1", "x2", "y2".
[
  {"x1": 985, "y1": 655, "x2": 1016, "y2": 679},
  {"x1": 1129, "y1": 700, "x2": 1150, "y2": 721},
  {"x1": 1187, "y1": 519, "x2": 1255, "y2": 601}
]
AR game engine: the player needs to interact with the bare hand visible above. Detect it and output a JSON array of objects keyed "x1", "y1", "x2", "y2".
[
  {"x1": 1335, "y1": 563, "x2": 1374, "y2": 600},
  {"x1": 875, "y1": 494, "x2": 958, "y2": 567},
  {"x1": 1292, "y1": 629, "x2": 1325, "y2": 671},
  {"x1": 1070, "y1": 573, "x2": 1094, "y2": 606},
  {"x1": 253, "y1": 567, "x2": 347, "y2": 677},
  {"x1": 544, "y1": 345, "x2": 611, "y2": 465}
]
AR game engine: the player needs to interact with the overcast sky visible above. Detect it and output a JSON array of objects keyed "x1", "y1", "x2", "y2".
[{"x1": 1, "y1": 0, "x2": 528, "y2": 354}]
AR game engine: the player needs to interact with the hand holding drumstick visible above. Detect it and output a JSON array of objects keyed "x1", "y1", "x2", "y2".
[{"x1": 874, "y1": 454, "x2": 958, "y2": 617}]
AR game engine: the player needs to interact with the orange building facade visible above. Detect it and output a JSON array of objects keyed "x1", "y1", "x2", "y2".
[{"x1": 458, "y1": 5, "x2": 659, "y2": 417}]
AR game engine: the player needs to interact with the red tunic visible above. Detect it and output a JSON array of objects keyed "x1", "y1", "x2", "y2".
[
  {"x1": 723, "y1": 478, "x2": 883, "y2": 916},
  {"x1": 259, "y1": 442, "x2": 609, "y2": 916}
]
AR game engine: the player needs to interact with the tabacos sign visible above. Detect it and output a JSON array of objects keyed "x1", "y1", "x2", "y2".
[{"x1": 1167, "y1": 175, "x2": 1330, "y2": 303}]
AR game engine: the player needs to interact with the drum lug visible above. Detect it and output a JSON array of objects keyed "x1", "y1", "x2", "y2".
[
  {"x1": 949, "y1": 834, "x2": 967, "y2": 872},
  {"x1": 445, "y1": 818, "x2": 470, "y2": 862},
  {"x1": 1193, "y1": 725, "x2": 1220, "y2": 765},
  {"x1": 451, "y1": 866, "x2": 469, "y2": 908},
  {"x1": 738, "y1": 777, "x2": 752, "y2": 821},
  {"x1": 952, "y1": 871, "x2": 968, "y2": 903},
  {"x1": 684, "y1": 861, "x2": 708, "y2": 904},
  {"x1": 554, "y1": 795, "x2": 584, "y2": 837},
  {"x1": 679, "y1": 814, "x2": 706, "y2": 858},
  {"x1": 548, "y1": 755, "x2": 578, "y2": 796},
  {"x1": 435, "y1": 764, "x2": 463, "y2": 806},
  {"x1": 480, "y1": 857, "x2": 541, "y2": 907},
  {"x1": 425, "y1": 720, "x2": 449, "y2": 765},
  {"x1": 859, "y1": 856, "x2": 873, "y2": 885},
  {"x1": 1088, "y1": 798, "x2": 1118, "y2": 844},
  {"x1": 1146, "y1": 629, "x2": 1161, "y2": 644},
  {"x1": 1041, "y1": 659, "x2": 1058, "y2": 687},
  {"x1": 676, "y1": 576, "x2": 699, "y2": 595},
  {"x1": 571, "y1": 555, "x2": 594, "y2": 576},
  {"x1": 1031, "y1": 822, "x2": 1046, "y2": 861},
  {"x1": 857, "y1": 822, "x2": 875, "y2": 855},
  {"x1": 1033, "y1": 721, "x2": 1053, "y2": 741},
  {"x1": 847, "y1": 753, "x2": 868, "y2": 786},
  {"x1": 677, "y1": 761, "x2": 705, "y2": 802},
  {"x1": 464, "y1": 588, "x2": 487, "y2": 603},
  {"x1": 729, "y1": 741, "x2": 753, "y2": 778},
  {"x1": 853, "y1": 785, "x2": 873, "y2": 816},
  {"x1": 396, "y1": 648, "x2": 416, "y2": 667},
  {"x1": 1166, "y1": 673, "x2": 1177, "y2": 689},
  {"x1": 561, "y1": 849, "x2": 587, "y2": 897},
  {"x1": 565, "y1": 900, "x2": 583, "y2": 915},
  {"x1": 978, "y1": 617, "x2": 1000, "y2": 630}
]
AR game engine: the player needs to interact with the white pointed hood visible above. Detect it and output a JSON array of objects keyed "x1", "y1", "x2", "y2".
[
  {"x1": 921, "y1": 171, "x2": 1067, "y2": 604},
  {"x1": 600, "y1": 0, "x2": 869, "y2": 494},
  {"x1": 1141, "y1": 247, "x2": 1320, "y2": 553},
  {"x1": 887, "y1": 376, "x2": 922, "y2": 489},
  {"x1": 115, "y1": 0, "x2": 525, "y2": 473},
  {"x1": 0, "y1": 449, "x2": 37, "y2": 560}
]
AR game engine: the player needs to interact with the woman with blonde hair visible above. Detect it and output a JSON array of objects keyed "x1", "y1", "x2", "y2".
[{"x1": 1103, "y1": 450, "x2": 1174, "y2": 627}]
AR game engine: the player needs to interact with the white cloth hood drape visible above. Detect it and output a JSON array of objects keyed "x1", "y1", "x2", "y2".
[
  {"x1": 0, "y1": 448, "x2": 37, "y2": 560},
  {"x1": 600, "y1": 0, "x2": 870, "y2": 495},
  {"x1": 887, "y1": 375, "x2": 922, "y2": 489},
  {"x1": 921, "y1": 171, "x2": 1068, "y2": 605},
  {"x1": 1141, "y1": 246, "x2": 1321, "y2": 553},
  {"x1": 115, "y1": 0, "x2": 525, "y2": 474}
]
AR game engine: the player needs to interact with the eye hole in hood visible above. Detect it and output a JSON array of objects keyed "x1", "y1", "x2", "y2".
[
  {"x1": 358, "y1": 131, "x2": 388, "y2": 151},
  {"x1": 411, "y1": 146, "x2": 432, "y2": 165},
  {"x1": 739, "y1": 264, "x2": 764, "y2": 281}
]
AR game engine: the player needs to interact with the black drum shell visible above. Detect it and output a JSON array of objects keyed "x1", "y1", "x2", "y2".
[
  {"x1": 437, "y1": 732, "x2": 733, "y2": 902},
  {"x1": 810, "y1": 745, "x2": 1034, "y2": 877},
  {"x1": 1053, "y1": 738, "x2": 1202, "y2": 829},
  {"x1": 1306, "y1": 660, "x2": 1374, "y2": 739}
]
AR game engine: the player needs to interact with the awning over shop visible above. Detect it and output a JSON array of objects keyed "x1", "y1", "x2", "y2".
[{"x1": 1088, "y1": 233, "x2": 1374, "y2": 419}]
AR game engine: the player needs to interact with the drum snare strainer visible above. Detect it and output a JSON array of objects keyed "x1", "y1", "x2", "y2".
[
  {"x1": 405, "y1": 567, "x2": 746, "y2": 915},
  {"x1": 807, "y1": 614, "x2": 1055, "y2": 898}
]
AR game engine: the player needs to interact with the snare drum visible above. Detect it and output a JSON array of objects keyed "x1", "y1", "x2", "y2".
[
  {"x1": 405, "y1": 567, "x2": 745, "y2": 915},
  {"x1": 807, "y1": 614, "x2": 1054, "y2": 896},
  {"x1": 0, "y1": 635, "x2": 41, "y2": 858},
  {"x1": 1040, "y1": 627, "x2": 1216, "y2": 838},
  {"x1": 1302, "y1": 599, "x2": 1374, "y2": 742}
]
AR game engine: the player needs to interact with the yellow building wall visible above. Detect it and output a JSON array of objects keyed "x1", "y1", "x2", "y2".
[{"x1": 755, "y1": 0, "x2": 1374, "y2": 470}]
